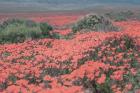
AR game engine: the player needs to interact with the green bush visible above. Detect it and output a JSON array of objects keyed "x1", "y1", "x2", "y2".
[
  {"x1": 105, "y1": 10, "x2": 134, "y2": 21},
  {"x1": 41, "y1": 67, "x2": 71, "y2": 77},
  {"x1": 0, "y1": 18, "x2": 54, "y2": 44},
  {"x1": 0, "y1": 18, "x2": 37, "y2": 29},
  {"x1": 40, "y1": 22, "x2": 53, "y2": 38},
  {"x1": 72, "y1": 14, "x2": 118, "y2": 33}
]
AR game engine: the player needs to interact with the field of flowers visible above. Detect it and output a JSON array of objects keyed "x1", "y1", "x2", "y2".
[{"x1": 0, "y1": 14, "x2": 140, "y2": 93}]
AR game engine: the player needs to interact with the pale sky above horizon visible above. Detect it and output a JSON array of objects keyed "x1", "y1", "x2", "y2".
[{"x1": 0, "y1": 0, "x2": 140, "y2": 4}]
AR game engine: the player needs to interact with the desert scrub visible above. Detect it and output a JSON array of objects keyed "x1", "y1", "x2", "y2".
[
  {"x1": 105, "y1": 10, "x2": 134, "y2": 21},
  {"x1": 40, "y1": 22, "x2": 53, "y2": 38},
  {"x1": 0, "y1": 18, "x2": 37, "y2": 29},
  {"x1": 0, "y1": 18, "x2": 54, "y2": 44},
  {"x1": 72, "y1": 14, "x2": 118, "y2": 33}
]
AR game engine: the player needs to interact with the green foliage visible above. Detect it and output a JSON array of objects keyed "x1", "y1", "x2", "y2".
[
  {"x1": 105, "y1": 10, "x2": 134, "y2": 21},
  {"x1": 24, "y1": 74, "x2": 41, "y2": 85},
  {"x1": 94, "y1": 80, "x2": 113, "y2": 93},
  {"x1": 81, "y1": 77, "x2": 113, "y2": 93},
  {"x1": 40, "y1": 22, "x2": 53, "y2": 38},
  {"x1": 51, "y1": 32, "x2": 61, "y2": 39},
  {"x1": 73, "y1": 76, "x2": 88, "y2": 86},
  {"x1": 0, "y1": 82, "x2": 7, "y2": 90},
  {"x1": 46, "y1": 41, "x2": 53, "y2": 48},
  {"x1": 59, "y1": 33, "x2": 74, "y2": 40},
  {"x1": 2, "y1": 51, "x2": 11, "y2": 57},
  {"x1": 41, "y1": 67, "x2": 71, "y2": 77},
  {"x1": 0, "y1": 18, "x2": 54, "y2": 44},
  {"x1": 43, "y1": 80, "x2": 52, "y2": 89},
  {"x1": 72, "y1": 14, "x2": 118, "y2": 33},
  {"x1": 8, "y1": 74, "x2": 17, "y2": 84},
  {"x1": 123, "y1": 71, "x2": 140, "y2": 92}
]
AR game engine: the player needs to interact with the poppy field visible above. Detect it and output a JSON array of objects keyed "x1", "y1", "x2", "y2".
[{"x1": 0, "y1": 13, "x2": 140, "y2": 93}]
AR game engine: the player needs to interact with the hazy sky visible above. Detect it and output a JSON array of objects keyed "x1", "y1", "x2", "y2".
[
  {"x1": 0, "y1": 0, "x2": 140, "y2": 4},
  {"x1": 0, "y1": 0, "x2": 139, "y2": 12}
]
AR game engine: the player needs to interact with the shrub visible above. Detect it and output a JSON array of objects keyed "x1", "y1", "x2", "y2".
[
  {"x1": 0, "y1": 18, "x2": 54, "y2": 44},
  {"x1": 41, "y1": 67, "x2": 71, "y2": 77},
  {"x1": 105, "y1": 10, "x2": 134, "y2": 21},
  {"x1": 72, "y1": 14, "x2": 118, "y2": 33},
  {"x1": 51, "y1": 32, "x2": 61, "y2": 39},
  {"x1": 40, "y1": 22, "x2": 53, "y2": 38},
  {"x1": 0, "y1": 18, "x2": 24, "y2": 29},
  {"x1": 0, "y1": 18, "x2": 37, "y2": 29},
  {"x1": 25, "y1": 20, "x2": 37, "y2": 27}
]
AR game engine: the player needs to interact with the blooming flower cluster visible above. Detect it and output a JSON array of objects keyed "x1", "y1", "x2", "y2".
[{"x1": 0, "y1": 18, "x2": 140, "y2": 93}]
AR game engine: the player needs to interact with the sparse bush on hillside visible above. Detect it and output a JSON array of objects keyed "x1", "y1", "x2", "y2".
[
  {"x1": 1, "y1": 18, "x2": 24, "y2": 29},
  {"x1": 72, "y1": 14, "x2": 118, "y2": 33},
  {"x1": 25, "y1": 20, "x2": 37, "y2": 27},
  {"x1": 0, "y1": 24, "x2": 42, "y2": 43},
  {"x1": 40, "y1": 22, "x2": 53, "y2": 38},
  {"x1": 105, "y1": 10, "x2": 134, "y2": 21},
  {"x1": 0, "y1": 18, "x2": 54, "y2": 44},
  {"x1": 0, "y1": 18, "x2": 37, "y2": 29}
]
